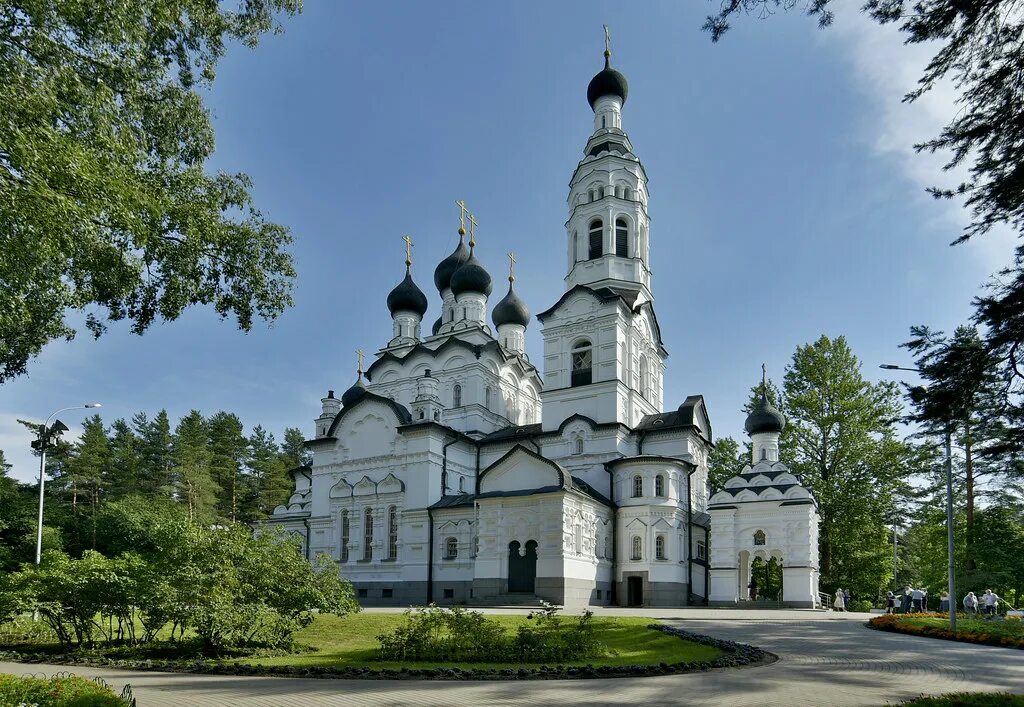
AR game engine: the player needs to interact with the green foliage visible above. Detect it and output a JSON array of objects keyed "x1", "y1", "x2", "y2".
[
  {"x1": 0, "y1": 673, "x2": 131, "y2": 707},
  {"x1": 900, "y1": 695, "x2": 1024, "y2": 707},
  {"x1": 0, "y1": 0, "x2": 301, "y2": 382},
  {"x1": 706, "y1": 435, "x2": 743, "y2": 493},
  {"x1": 377, "y1": 603, "x2": 603, "y2": 664},
  {"x1": 172, "y1": 410, "x2": 218, "y2": 522}
]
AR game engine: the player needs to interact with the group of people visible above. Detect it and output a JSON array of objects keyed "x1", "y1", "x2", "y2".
[
  {"x1": 833, "y1": 588, "x2": 852, "y2": 611},
  {"x1": 882, "y1": 586, "x2": 1006, "y2": 616}
]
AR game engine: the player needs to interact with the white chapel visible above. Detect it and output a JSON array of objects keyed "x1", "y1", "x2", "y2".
[{"x1": 268, "y1": 39, "x2": 820, "y2": 608}]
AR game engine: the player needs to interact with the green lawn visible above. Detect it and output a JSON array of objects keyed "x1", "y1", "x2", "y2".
[
  {"x1": 234, "y1": 613, "x2": 723, "y2": 670},
  {"x1": 899, "y1": 694, "x2": 1024, "y2": 706}
]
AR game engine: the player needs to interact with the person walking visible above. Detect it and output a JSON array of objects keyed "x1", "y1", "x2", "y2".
[
  {"x1": 939, "y1": 591, "x2": 949, "y2": 613},
  {"x1": 922, "y1": 588, "x2": 928, "y2": 612},
  {"x1": 901, "y1": 586, "x2": 912, "y2": 614},
  {"x1": 844, "y1": 588, "x2": 851, "y2": 611},
  {"x1": 911, "y1": 586, "x2": 925, "y2": 613},
  {"x1": 984, "y1": 590, "x2": 1001, "y2": 616},
  {"x1": 964, "y1": 591, "x2": 978, "y2": 617},
  {"x1": 834, "y1": 588, "x2": 845, "y2": 612},
  {"x1": 886, "y1": 590, "x2": 896, "y2": 615}
]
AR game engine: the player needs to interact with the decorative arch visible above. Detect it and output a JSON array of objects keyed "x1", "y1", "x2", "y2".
[
  {"x1": 571, "y1": 339, "x2": 593, "y2": 387},
  {"x1": 588, "y1": 219, "x2": 603, "y2": 260}
]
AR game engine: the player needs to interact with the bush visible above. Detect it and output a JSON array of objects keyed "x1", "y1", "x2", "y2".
[
  {"x1": 849, "y1": 599, "x2": 873, "y2": 613},
  {"x1": 869, "y1": 613, "x2": 1024, "y2": 649},
  {"x1": 0, "y1": 673, "x2": 132, "y2": 706},
  {"x1": 900, "y1": 693, "x2": 1024, "y2": 706},
  {"x1": 377, "y1": 602, "x2": 604, "y2": 663}
]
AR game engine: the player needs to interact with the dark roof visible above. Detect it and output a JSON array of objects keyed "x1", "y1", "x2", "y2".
[
  {"x1": 587, "y1": 55, "x2": 628, "y2": 110},
  {"x1": 431, "y1": 316, "x2": 442, "y2": 336},
  {"x1": 430, "y1": 494, "x2": 476, "y2": 509},
  {"x1": 570, "y1": 475, "x2": 613, "y2": 507},
  {"x1": 536, "y1": 284, "x2": 635, "y2": 321},
  {"x1": 745, "y1": 392, "x2": 785, "y2": 435},
  {"x1": 324, "y1": 391, "x2": 412, "y2": 437},
  {"x1": 605, "y1": 454, "x2": 696, "y2": 471},
  {"x1": 479, "y1": 423, "x2": 542, "y2": 442},
  {"x1": 434, "y1": 237, "x2": 470, "y2": 292},
  {"x1": 386, "y1": 267, "x2": 428, "y2": 317},
  {"x1": 341, "y1": 377, "x2": 367, "y2": 407},
  {"x1": 492, "y1": 282, "x2": 530, "y2": 327},
  {"x1": 366, "y1": 337, "x2": 538, "y2": 381},
  {"x1": 635, "y1": 395, "x2": 711, "y2": 441},
  {"x1": 713, "y1": 483, "x2": 799, "y2": 498},
  {"x1": 692, "y1": 512, "x2": 711, "y2": 528},
  {"x1": 450, "y1": 250, "x2": 492, "y2": 297}
]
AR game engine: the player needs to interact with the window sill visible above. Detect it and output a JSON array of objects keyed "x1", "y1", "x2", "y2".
[
  {"x1": 442, "y1": 556, "x2": 459, "y2": 562},
  {"x1": 357, "y1": 559, "x2": 373, "y2": 563},
  {"x1": 381, "y1": 558, "x2": 398, "y2": 563}
]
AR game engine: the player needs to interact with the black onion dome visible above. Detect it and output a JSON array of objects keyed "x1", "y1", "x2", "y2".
[
  {"x1": 450, "y1": 251, "x2": 493, "y2": 297},
  {"x1": 386, "y1": 267, "x2": 428, "y2": 317},
  {"x1": 492, "y1": 283, "x2": 530, "y2": 327},
  {"x1": 587, "y1": 56, "x2": 628, "y2": 110},
  {"x1": 341, "y1": 377, "x2": 367, "y2": 407},
  {"x1": 433, "y1": 238, "x2": 470, "y2": 292},
  {"x1": 431, "y1": 316, "x2": 442, "y2": 336},
  {"x1": 744, "y1": 393, "x2": 786, "y2": 435}
]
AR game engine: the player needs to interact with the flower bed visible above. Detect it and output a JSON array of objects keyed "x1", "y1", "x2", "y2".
[
  {"x1": 899, "y1": 693, "x2": 1024, "y2": 706},
  {"x1": 868, "y1": 613, "x2": 1024, "y2": 649},
  {"x1": 0, "y1": 624, "x2": 775, "y2": 681},
  {"x1": 0, "y1": 673, "x2": 134, "y2": 706}
]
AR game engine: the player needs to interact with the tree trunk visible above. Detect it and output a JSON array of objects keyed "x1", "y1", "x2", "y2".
[{"x1": 964, "y1": 418, "x2": 975, "y2": 574}]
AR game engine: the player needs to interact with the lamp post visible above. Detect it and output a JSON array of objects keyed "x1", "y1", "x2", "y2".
[
  {"x1": 880, "y1": 364, "x2": 956, "y2": 632},
  {"x1": 34, "y1": 404, "x2": 101, "y2": 566}
]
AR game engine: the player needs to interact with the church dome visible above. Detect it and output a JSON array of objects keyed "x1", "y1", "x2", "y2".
[
  {"x1": 386, "y1": 268, "x2": 428, "y2": 317},
  {"x1": 431, "y1": 316, "x2": 442, "y2": 336},
  {"x1": 587, "y1": 56, "x2": 628, "y2": 110},
  {"x1": 492, "y1": 283, "x2": 530, "y2": 327},
  {"x1": 450, "y1": 251, "x2": 493, "y2": 297},
  {"x1": 341, "y1": 377, "x2": 367, "y2": 407},
  {"x1": 433, "y1": 237, "x2": 470, "y2": 292},
  {"x1": 745, "y1": 392, "x2": 786, "y2": 435}
]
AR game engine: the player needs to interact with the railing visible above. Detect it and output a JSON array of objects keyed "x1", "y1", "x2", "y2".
[
  {"x1": 25, "y1": 672, "x2": 136, "y2": 707},
  {"x1": 818, "y1": 591, "x2": 833, "y2": 610}
]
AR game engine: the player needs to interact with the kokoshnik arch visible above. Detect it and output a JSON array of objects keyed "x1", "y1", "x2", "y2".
[{"x1": 268, "y1": 34, "x2": 821, "y2": 608}]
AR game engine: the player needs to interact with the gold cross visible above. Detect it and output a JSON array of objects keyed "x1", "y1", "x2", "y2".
[
  {"x1": 357, "y1": 349, "x2": 365, "y2": 377},
  {"x1": 761, "y1": 363, "x2": 767, "y2": 389},
  {"x1": 467, "y1": 212, "x2": 478, "y2": 248},
  {"x1": 604, "y1": 25, "x2": 611, "y2": 57},
  {"x1": 455, "y1": 200, "x2": 468, "y2": 235},
  {"x1": 507, "y1": 251, "x2": 516, "y2": 282},
  {"x1": 402, "y1": 235, "x2": 413, "y2": 266}
]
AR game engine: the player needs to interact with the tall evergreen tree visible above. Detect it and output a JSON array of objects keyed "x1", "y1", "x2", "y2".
[
  {"x1": 66, "y1": 415, "x2": 112, "y2": 549},
  {"x1": 134, "y1": 411, "x2": 175, "y2": 499},
  {"x1": 172, "y1": 411, "x2": 217, "y2": 522},
  {"x1": 280, "y1": 426, "x2": 311, "y2": 469},
  {"x1": 783, "y1": 335, "x2": 905, "y2": 596},
  {"x1": 706, "y1": 436, "x2": 744, "y2": 494},
  {"x1": 243, "y1": 425, "x2": 290, "y2": 522},
  {"x1": 106, "y1": 419, "x2": 141, "y2": 500},
  {"x1": 207, "y1": 411, "x2": 248, "y2": 521}
]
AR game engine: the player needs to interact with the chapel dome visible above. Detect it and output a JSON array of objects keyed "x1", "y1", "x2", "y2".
[
  {"x1": 744, "y1": 392, "x2": 786, "y2": 435},
  {"x1": 341, "y1": 377, "x2": 367, "y2": 407},
  {"x1": 450, "y1": 251, "x2": 493, "y2": 297},
  {"x1": 492, "y1": 284, "x2": 530, "y2": 327},
  {"x1": 386, "y1": 268, "x2": 428, "y2": 317},
  {"x1": 431, "y1": 316, "x2": 442, "y2": 336},
  {"x1": 433, "y1": 238, "x2": 470, "y2": 293},
  {"x1": 587, "y1": 56, "x2": 628, "y2": 110}
]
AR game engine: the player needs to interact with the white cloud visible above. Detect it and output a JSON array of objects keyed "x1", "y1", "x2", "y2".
[{"x1": 824, "y1": 1, "x2": 1016, "y2": 272}]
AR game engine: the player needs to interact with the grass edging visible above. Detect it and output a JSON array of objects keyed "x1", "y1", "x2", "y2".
[
  {"x1": 866, "y1": 614, "x2": 1024, "y2": 650},
  {"x1": 0, "y1": 624, "x2": 775, "y2": 681}
]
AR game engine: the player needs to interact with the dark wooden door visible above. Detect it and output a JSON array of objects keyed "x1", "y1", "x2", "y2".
[
  {"x1": 627, "y1": 576, "x2": 643, "y2": 606},
  {"x1": 508, "y1": 540, "x2": 537, "y2": 593}
]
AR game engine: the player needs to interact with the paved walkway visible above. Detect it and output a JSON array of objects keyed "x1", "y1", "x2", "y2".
[{"x1": 3, "y1": 609, "x2": 1024, "y2": 706}]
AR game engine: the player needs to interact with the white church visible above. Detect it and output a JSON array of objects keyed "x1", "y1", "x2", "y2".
[{"x1": 268, "y1": 40, "x2": 821, "y2": 609}]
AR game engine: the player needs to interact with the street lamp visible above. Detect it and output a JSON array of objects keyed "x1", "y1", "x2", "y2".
[
  {"x1": 880, "y1": 363, "x2": 956, "y2": 632},
  {"x1": 33, "y1": 404, "x2": 101, "y2": 566}
]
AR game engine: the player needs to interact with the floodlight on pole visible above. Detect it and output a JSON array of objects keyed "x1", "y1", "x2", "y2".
[{"x1": 34, "y1": 404, "x2": 103, "y2": 566}]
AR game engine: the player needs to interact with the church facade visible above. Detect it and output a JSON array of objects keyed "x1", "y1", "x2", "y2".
[{"x1": 268, "y1": 42, "x2": 819, "y2": 608}]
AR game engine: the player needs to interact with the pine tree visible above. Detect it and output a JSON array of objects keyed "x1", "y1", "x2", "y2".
[
  {"x1": 207, "y1": 412, "x2": 248, "y2": 521},
  {"x1": 134, "y1": 411, "x2": 175, "y2": 499},
  {"x1": 280, "y1": 427, "x2": 311, "y2": 469},
  {"x1": 242, "y1": 425, "x2": 290, "y2": 522},
  {"x1": 707, "y1": 436, "x2": 744, "y2": 494},
  {"x1": 172, "y1": 411, "x2": 217, "y2": 522},
  {"x1": 105, "y1": 419, "x2": 141, "y2": 501},
  {"x1": 64, "y1": 415, "x2": 112, "y2": 550}
]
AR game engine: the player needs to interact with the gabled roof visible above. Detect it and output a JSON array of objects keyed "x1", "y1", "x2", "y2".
[
  {"x1": 317, "y1": 391, "x2": 413, "y2": 439},
  {"x1": 536, "y1": 284, "x2": 635, "y2": 322},
  {"x1": 429, "y1": 493, "x2": 476, "y2": 510},
  {"x1": 479, "y1": 423, "x2": 543, "y2": 442},
  {"x1": 366, "y1": 336, "x2": 538, "y2": 381},
  {"x1": 635, "y1": 395, "x2": 713, "y2": 443}
]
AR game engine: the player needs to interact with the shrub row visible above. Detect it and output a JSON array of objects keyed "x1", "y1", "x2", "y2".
[
  {"x1": 0, "y1": 673, "x2": 133, "y2": 706},
  {"x1": 868, "y1": 614, "x2": 1024, "y2": 649},
  {"x1": 0, "y1": 625, "x2": 775, "y2": 681}
]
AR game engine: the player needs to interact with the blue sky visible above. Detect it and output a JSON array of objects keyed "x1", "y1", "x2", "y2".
[{"x1": 3, "y1": 1, "x2": 1012, "y2": 481}]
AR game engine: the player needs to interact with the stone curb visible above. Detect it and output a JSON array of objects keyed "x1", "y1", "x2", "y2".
[{"x1": 0, "y1": 624, "x2": 776, "y2": 681}]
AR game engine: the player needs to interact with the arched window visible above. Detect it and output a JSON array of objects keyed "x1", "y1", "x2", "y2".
[
  {"x1": 574, "y1": 436, "x2": 584, "y2": 455},
  {"x1": 615, "y1": 218, "x2": 628, "y2": 257},
  {"x1": 656, "y1": 535, "x2": 666, "y2": 560},
  {"x1": 588, "y1": 189, "x2": 595, "y2": 202},
  {"x1": 572, "y1": 232, "x2": 578, "y2": 262},
  {"x1": 601, "y1": 115, "x2": 606, "y2": 128},
  {"x1": 639, "y1": 356, "x2": 649, "y2": 400},
  {"x1": 363, "y1": 507, "x2": 374, "y2": 561},
  {"x1": 387, "y1": 506, "x2": 398, "y2": 560},
  {"x1": 588, "y1": 219, "x2": 603, "y2": 260},
  {"x1": 458, "y1": 476, "x2": 465, "y2": 493},
  {"x1": 445, "y1": 537, "x2": 458, "y2": 559},
  {"x1": 340, "y1": 510, "x2": 350, "y2": 563},
  {"x1": 655, "y1": 474, "x2": 665, "y2": 497},
  {"x1": 453, "y1": 384, "x2": 462, "y2": 407},
  {"x1": 624, "y1": 186, "x2": 632, "y2": 200},
  {"x1": 631, "y1": 536, "x2": 642, "y2": 561},
  {"x1": 571, "y1": 340, "x2": 593, "y2": 387},
  {"x1": 632, "y1": 475, "x2": 643, "y2": 498},
  {"x1": 754, "y1": 530, "x2": 766, "y2": 546},
  {"x1": 485, "y1": 387, "x2": 492, "y2": 410}
]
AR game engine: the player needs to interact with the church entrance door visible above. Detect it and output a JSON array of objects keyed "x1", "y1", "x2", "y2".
[
  {"x1": 508, "y1": 540, "x2": 537, "y2": 593},
  {"x1": 627, "y1": 576, "x2": 643, "y2": 606}
]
